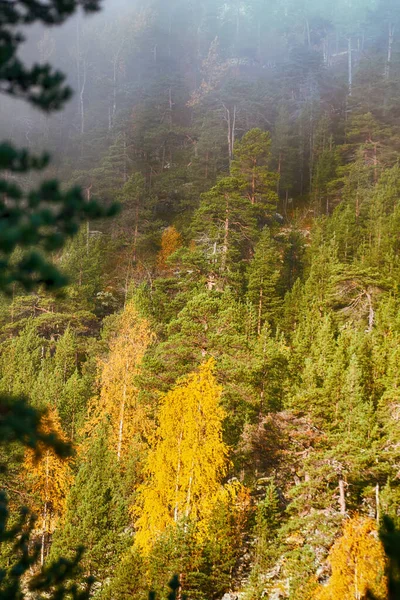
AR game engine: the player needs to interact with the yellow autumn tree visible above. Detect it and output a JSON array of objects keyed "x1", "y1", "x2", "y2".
[
  {"x1": 134, "y1": 359, "x2": 229, "y2": 553},
  {"x1": 157, "y1": 226, "x2": 182, "y2": 271},
  {"x1": 315, "y1": 515, "x2": 388, "y2": 600},
  {"x1": 24, "y1": 407, "x2": 72, "y2": 565},
  {"x1": 86, "y1": 301, "x2": 152, "y2": 462}
]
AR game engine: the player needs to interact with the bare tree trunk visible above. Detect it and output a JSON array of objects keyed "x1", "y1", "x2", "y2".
[
  {"x1": 339, "y1": 478, "x2": 346, "y2": 515},
  {"x1": 123, "y1": 132, "x2": 128, "y2": 184},
  {"x1": 174, "y1": 431, "x2": 183, "y2": 522},
  {"x1": 168, "y1": 87, "x2": 173, "y2": 130},
  {"x1": 76, "y1": 17, "x2": 81, "y2": 128},
  {"x1": 41, "y1": 502, "x2": 47, "y2": 567},
  {"x1": 305, "y1": 18, "x2": 311, "y2": 49},
  {"x1": 348, "y1": 37, "x2": 353, "y2": 96},
  {"x1": 231, "y1": 104, "x2": 237, "y2": 158},
  {"x1": 41, "y1": 452, "x2": 49, "y2": 567},
  {"x1": 133, "y1": 203, "x2": 139, "y2": 262},
  {"x1": 80, "y1": 58, "x2": 87, "y2": 136},
  {"x1": 117, "y1": 364, "x2": 128, "y2": 462},
  {"x1": 251, "y1": 164, "x2": 256, "y2": 204},
  {"x1": 221, "y1": 196, "x2": 229, "y2": 273},
  {"x1": 366, "y1": 291, "x2": 374, "y2": 333},
  {"x1": 86, "y1": 184, "x2": 92, "y2": 256},
  {"x1": 385, "y1": 23, "x2": 395, "y2": 80},
  {"x1": 223, "y1": 104, "x2": 237, "y2": 163},
  {"x1": 376, "y1": 483, "x2": 380, "y2": 523},
  {"x1": 185, "y1": 471, "x2": 193, "y2": 518},
  {"x1": 111, "y1": 41, "x2": 124, "y2": 128},
  {"x1": 224, "y1": 104, "x2": 232, "y2": 161},
  {"x1": 257, "y1": 285, "x2": 263, "y2": 336}
]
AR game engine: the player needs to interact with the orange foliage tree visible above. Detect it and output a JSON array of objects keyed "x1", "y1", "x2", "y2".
[
  {"x1": 86, "y1": 301, "x2": 153, "y2": 463},
  {"x1": 315, "y1": 515, "x2": 388, "y2": 600},
  {"x1": 24, "y1": 407, "x2": 72, "y2": 565},
  {"x1": 157, "y1": 226, "x2": 182, "y2": 271},
  {"x1": 134, "y1": 359, "x2": 229, "y2": 553}
]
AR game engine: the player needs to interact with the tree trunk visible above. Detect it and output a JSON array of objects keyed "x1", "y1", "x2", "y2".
[
  {"x1": 339, "y1": 478, "x2": 346, "y2": 515},
  {"x1": 111, "y1": 41, "x2": 124, "y2": 128},
  {"x1": 117, "y1": 364, "x2": 128, "y2": 461},
  {"x1": 168, "y1": 87, "x2": 173, "y2": 130},
  {"x1": 231, "y1": 104, "x2": 237, "y2": 158},
  {"x1": 133, "y1": 203, "x2": 139, "y2": 262},
  {"x1": 348, "y1": 37, "x2": 353, "y2": 96},
  {"x1": 257, "y1": 285, "x2": 263, "y2": 336},
  {"x1": 223, "y1": 104, "x2": 237, "y2": 163},
  {"x1": 385, "y1": 22, "x2": 395, "y2": 80},
  {"x1": 305, "y1": 18, "x2": 311, "y2": 49},
  {"x1": 225, "y1": 105, "x2": 231, "y2": 161},
  {"x1": 174, "y1": 431, "x2": 183, "y2": 522},
  {"x1": 85, "y1": 184, "x2": 92, "y2": 257},
  {"x1": 221, "y1": 196, "x2": 229, "y2": 273},
  {"x1": 366, "y1": 291, "x2": 374, "y2": 333},
  {"x1": 80, "y1": 58, "x2": 87, "y2": 137},
  {"x1": 41, "y1": 502, "x2": 47, "y2": 567},
  {"x1": 251, "y1": 163, "x2": 256, "y2": 204},
  {"x1": 41, "y1": 452, "x2": 50, "y2": 566},
  {"x1": 185, "y1": 471, "x2": 193, "y2": 518}
]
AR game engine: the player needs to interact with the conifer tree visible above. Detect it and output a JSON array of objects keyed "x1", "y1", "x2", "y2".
[
  {"x1": 50, "y1": 424, "x2": 128, "y2": 580},
  {"x1": 0, "y1": 323, "x2": 43, "y2": 401},
  {"x1": 117, "y1": 172, "x2": 147, "y2": 264},
  {"x1": 193, "y1": 177, "x2": 256, "y2": 285},
  {"x1": 231, "y1": 128, "x2": 278, "y2": 213},
  {"x1": 247, "y1": 228, "x2": 282, "y2": 334},
  {"x1": 60, "y1": 226, "x2": 105, "y2": 310}
]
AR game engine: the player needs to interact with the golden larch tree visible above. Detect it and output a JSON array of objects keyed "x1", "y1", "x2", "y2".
[
  {"x1": 134, "y1": 359, "x2": 229, "y2": 552},
  {"x1": 24, "y1": 407, "x2": 72, "y2": 565},
  {"x1": 315, "y1": 515, "x2": 388, "y2": 600},
  {"x1": 157, "y1": 226, "x2": 182, "y2": 271},
  {"x1": 86, "y1": 301, "x2": 152, "y2": 462}
]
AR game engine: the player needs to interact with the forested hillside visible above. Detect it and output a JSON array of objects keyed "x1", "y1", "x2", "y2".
[{"x1": 2, "y1": 0, "x2": 400, "y2": 598}]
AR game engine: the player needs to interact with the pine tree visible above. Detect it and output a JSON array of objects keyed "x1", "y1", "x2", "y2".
[
  {"x1": 192, "y1": 177, "x2": 256, "y2": 286},
  {"x1": 117, "y1": 172, "x2": 147, "y2": 265},
  {"x1": 250, "y1": 481, "x2": 282, "y2": 595},
  {"x1": 247, "y1": 228, "x2": 282, "y2": 334},
  {"x1": 60, "y1": 226, "x2": 105, "y2": 310},
  {"x1": 50, "y1": 424, "x2": 128, "y2": 581},
  {"x1": 100, "y1": 547, "x2": 148, "y2": 600},
  {"x1": 138, "y1": 290, "x2": 258, "y2": 445},
  {"x1": 134, "y1": 359, "x2": 228, "y2": 553},
  {"x1": 231, "y1": 128, "x2": 278, "y2": 214},
  {"x1": 0, "y1": 323, "x2": 43, "y2": 401}
]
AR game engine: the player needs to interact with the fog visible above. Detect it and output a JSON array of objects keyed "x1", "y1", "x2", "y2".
[{"x1": 0, "y1": 0, "x2": 388, "y2": 197}]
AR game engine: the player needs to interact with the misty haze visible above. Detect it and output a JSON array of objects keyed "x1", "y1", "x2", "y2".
[{"x1": 0, "y1": 1, "x2": 399, "y2": 600}]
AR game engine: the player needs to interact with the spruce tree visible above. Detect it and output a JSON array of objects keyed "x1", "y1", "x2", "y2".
[
  {"x1": 247, "y1": 228, "x2": 282, "y2": 334},
  {"x1": 50, "y1": 424, "x2": 129, "y2": 581}
]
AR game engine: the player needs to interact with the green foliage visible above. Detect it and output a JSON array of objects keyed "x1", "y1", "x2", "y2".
[
  {"x1": 0, "y1": 490, "x2": 93, "y2": 600},
  {"x1": 3, "y1": 0, "x2": 400, "y2": 598},
  {"x1": 50, "y1": 425, "x2": 129, "y2": 581},
  {"x1": 247, "y1": 228, "x2": 282, "y2": 333}
]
